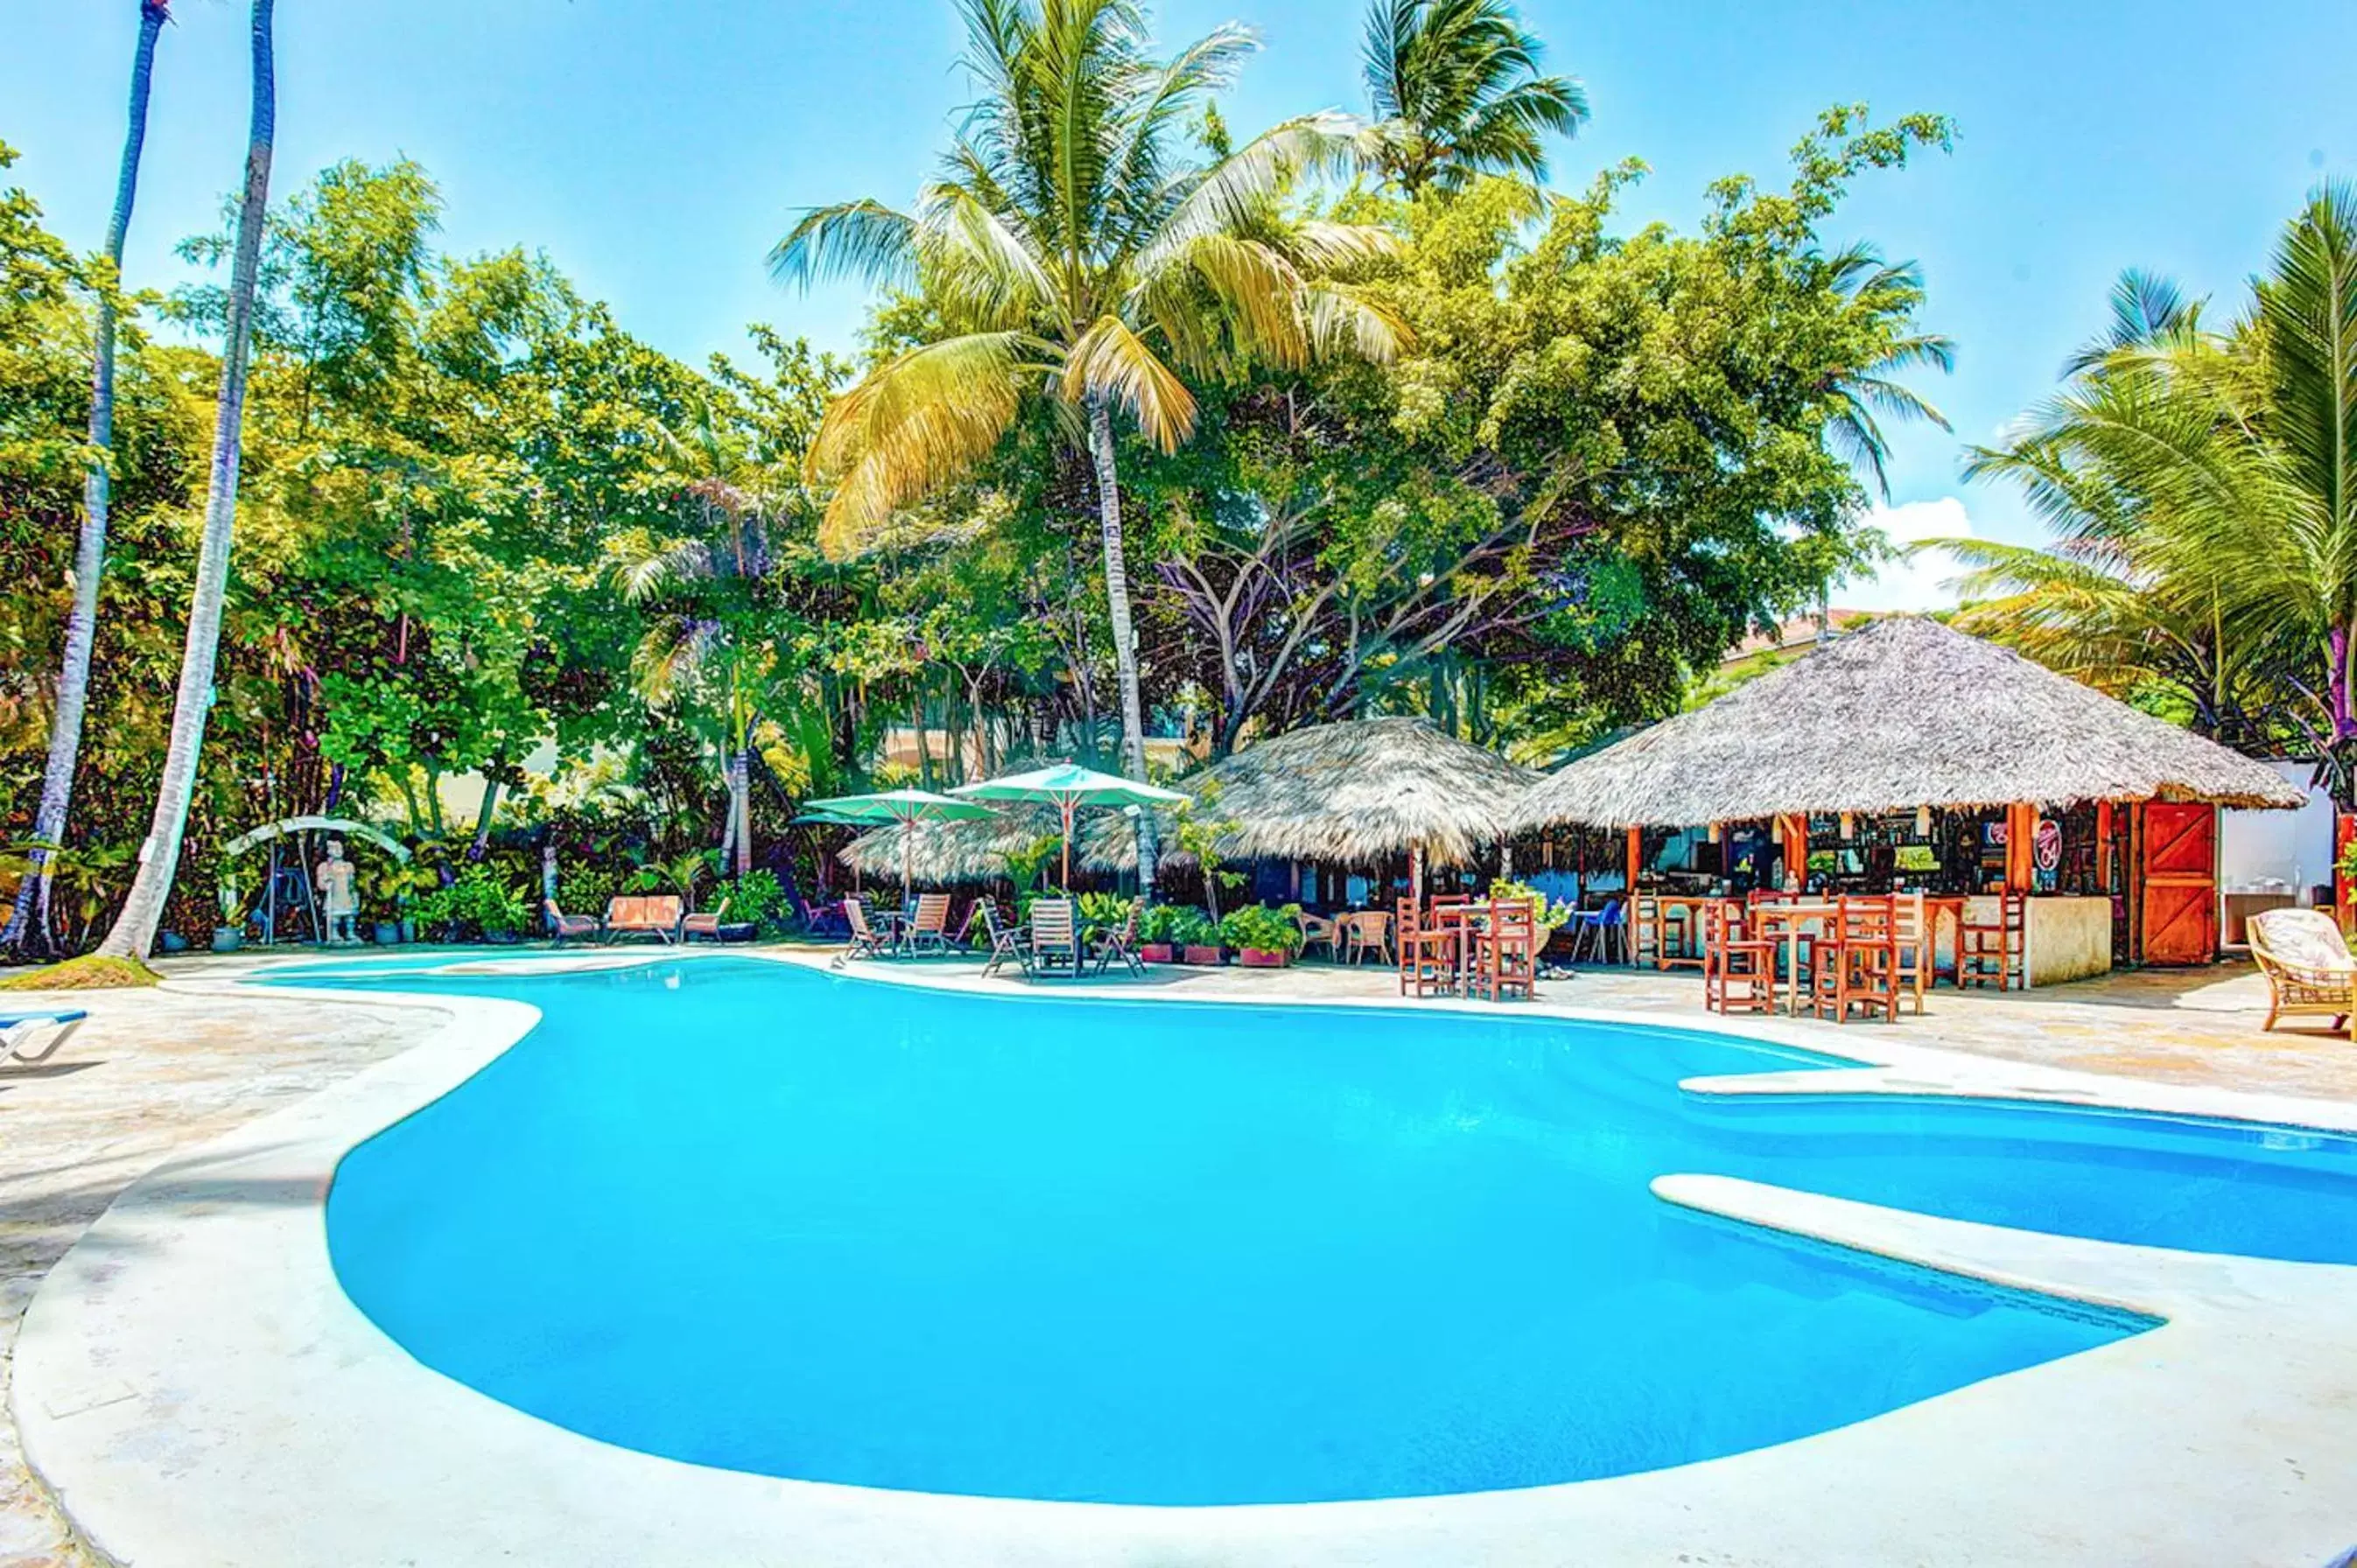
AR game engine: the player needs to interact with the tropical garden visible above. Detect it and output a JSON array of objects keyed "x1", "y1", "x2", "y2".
[{"x1": 20, "y1": 0, "x2": 2333, "y2": 972}]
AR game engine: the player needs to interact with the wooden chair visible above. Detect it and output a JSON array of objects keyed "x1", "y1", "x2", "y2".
[
  {"x1": 1703, "y1": 900, "x2": 1778, "y2": 1015},
  {"x1": 1396, "y1": 898, "x2": 1456, "y2": 998},
  {"x1": 833, "y1": 895, "x2": 894, "y2": 966},
  {"x1": 2248, "y1": 908, "x2": 2356, "y2": 1041},
  {"x1": 1889, "y1": 892, "x2": 1929, "y2": 1016},
  {"x1": 1812, "y1": 895, "x2": 1898, "y2": 1024},
  {"x1": 1027, "y1": 898, "x2": 1083, "y2": 978},
  {"x1": 1470, "y1": 897, "x2": 1538, "y2": 1002},
  {"x1": 1091, "y1": 906, "x2": 1144, "y2": 977},
  {"x1": 544, "y1": 898, "x2": 602, "y2": 943},
  {"x1": 1959, "y1": 893, "x2": 2025, "y2": 990},
  {"x1": 602, "y1": 895, "x2": 684, "y2": 944},
  {"x1": 975, "y1": 901, "x2": 1030, "y2": 977},
  {"x1": 1431, "y1": 897, "x2": 1478, "y2": 988},
  {"x1": 1631, "y1": 893, "x2": 1661, "y2": 969},
  {"x1": 903, "y1": 892, "x2": 954, "y2": 955}
]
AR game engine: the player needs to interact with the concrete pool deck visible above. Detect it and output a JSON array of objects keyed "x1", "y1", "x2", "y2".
[{"x1": 4, "y1": 947, "x2": 2357, "y2": 1565}]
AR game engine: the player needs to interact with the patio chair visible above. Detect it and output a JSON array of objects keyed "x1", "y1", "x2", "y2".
[
  {"x1": 1470, "y1": 897, "x2": 1538, "y2": 1002},
  {"x1": 1295, "y1": 907, "x2": 1339, "y2": 962},
  {"x1": 903, "y1": 892, "x2": 955, "y2": 956},
  {"x1": 682, "y1": 895, "x2": 756, "y2": 944},
  {"x1": 832, "y1": 896, "x2": 896, "y2": 968},
  {"x1": 1092, "y1": 906, "x2": 1144, "y2": 977},
  {"x1": 1703, "y1": 901, "x2": 1777, "y2": 1016},
  {"x1": 544, "y1": 898, "x2": 602, "y2": 943},
  {"x1": 1397, "y1": 898, "x2": 1456, "y2": 998},
  {"x1": 1027, "y1": 898, "x2": 1083, "y2": 978},
  {"x1": 975, "y1": 901, "x2": 1031, "y2": 977},
  {"x1": 1889, "y1": 892, "x2": 1929, "y2": 1016},
  {"x1": 1811, "y1": 895, "x2": 1898, "y2": 1025},
  {"x1": 2, "y1": 1007, "x2": 87, "y2": 1066},
  {"x1": 1567, "y1": 898, "x2": 1624, "y2": 965},
  {"x1": 2248, "y1": 907, "x2": 2356, "y2": 1041},
  {"x1": 603, "y1": 895, "x2": 684, "y2": 944}
]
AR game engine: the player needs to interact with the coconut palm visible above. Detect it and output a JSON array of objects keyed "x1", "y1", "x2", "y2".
[
  {"x1": 99, "y1": 0, "x2": 274, "y2": 960},
  {"x1": 1360, "y1": 0, "x2": 1587, "y2": 195},
  {"x1": 1953, "y1": 184, "x2": 2357, "y2": 797},
  {"x1": 6, "y1": 0, "x2": 171, "y2": 955},
  {"x1": 1815, "y1": 243, "x2": 1954, "y2": 500},
  {"x1": 775, "y1": 0, "x2": 1406, "y2": 896}
]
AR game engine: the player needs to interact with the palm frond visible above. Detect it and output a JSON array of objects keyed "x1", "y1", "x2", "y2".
[
  {"x1": 1063, "y1": 313, "x2": 1195, "y2": 450},
  {"x1": 768, "y1": 199, "x2": 920, "y2": 290}
]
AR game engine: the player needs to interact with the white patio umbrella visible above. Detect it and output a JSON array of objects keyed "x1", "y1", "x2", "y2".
[
  {"x1": 801, "y1": 788, "x2": 1000, "y2": 904},
  {"x1": 951, "y1": 763, "x2": 1189, "y2": 890}
]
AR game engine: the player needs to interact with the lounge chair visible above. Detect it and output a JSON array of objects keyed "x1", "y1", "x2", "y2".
[
  {"x1": 1092, "y1": 906, "x2": 1143, "y2": 976},
  {"x1": 2248, "y1": 907, "x2": 2355, "y2": 1041},
  {"x1": 545, "y1": 899, "x2": 602, "y2": 943},
  {"x1": 2, "y1": 1007, "x2": 87, "y2": 1066},
  {"x1": 833, "y1": 896, "x2": 896, "y2": 967},
  {"x1": 1295, "y1": 908, "x2": 1338, "y2": 962},
  {"x1": 975, "y1": 901, "x2": 1030, "y2": 977},
  {"x1": 681, "y1": 895, "x2": 755, "y2": 943},
  {"x1": 1027, "y1": 898, "x2": 1082, "y2": 978},
  {"x1": 904, "y1": 892, "x2": 954, "y2": 956},
  {"x1": 602, "y1": 895, "x2": 684, "y2": 944}
]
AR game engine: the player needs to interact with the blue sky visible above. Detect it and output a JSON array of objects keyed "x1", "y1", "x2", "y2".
[{"x1": 6, "y1": 0, "x2": 2353, "y2": 609}]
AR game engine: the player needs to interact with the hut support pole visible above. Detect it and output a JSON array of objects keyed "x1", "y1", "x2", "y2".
[
  {"x1": 1782, "y1": 816, "x2": 1807, "y2": 887},
  {"x1": 2096, "y1": 802, "x2": 2115, "y2": 891},
  {"x1": 2005, "y1": 803, "x2": 2038, "y2": 893},
  {"x1": 1410, "y1": 843, "x2": 1425, "y2": 906}
]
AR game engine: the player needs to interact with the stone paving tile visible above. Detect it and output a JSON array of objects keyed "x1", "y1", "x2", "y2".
[{"x1": 0, "y1": 946, "x2": 2349, "y2": 1561}]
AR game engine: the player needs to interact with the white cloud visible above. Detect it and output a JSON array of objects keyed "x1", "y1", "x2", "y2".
[{"x1": 1842, "y1": 496, "x2": 1975, "y2": 612}]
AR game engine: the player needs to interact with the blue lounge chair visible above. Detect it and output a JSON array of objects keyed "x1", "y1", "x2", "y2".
[{"x1": 2, "y1": 1007, "x2": 87, "y2": 1065}]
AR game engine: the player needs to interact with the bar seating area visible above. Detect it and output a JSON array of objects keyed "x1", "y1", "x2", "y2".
[{"x1": 1395, "y1": 892, "x2": 1540, "y2": 1001}]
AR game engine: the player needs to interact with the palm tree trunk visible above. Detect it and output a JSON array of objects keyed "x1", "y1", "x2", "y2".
[
  {"x1": 727, "y1": 747, "x2": 751, "y2": 877},
  {"x1": 1087, "y1": 396, "x2": 1158, "y2": 900},
  {"x1": 98, "y1": 0, "x2": 274, "y2": 960},
  {"x1": 4, "y1": 0, "x2": 169, "y2": 955},
  {"x1": 467, "y1": 774, "x2": 502, "y2": 860}
]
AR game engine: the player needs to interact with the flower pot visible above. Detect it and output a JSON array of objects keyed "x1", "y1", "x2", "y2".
[
  {"x1": 1182, "y1": 944, "x2": 1225, "y2": 966},
  {"x1": 1139, "y1": 942, "x2": 1175, "y2": 963},
  {"x1": 210, "y1": 928, "x2": 244, "y2": 954},
  {"x1": 374, "y1": 921, "x2": 403, "y2": 945},
  {"x1": 1238, "y1": 947, "x2": 1291, "y2": 968},
  {"x1": 158, "y1": 931, "x2": 190, "y2": 954},
  {"x1": 399, "y1": 917, "x2": 417, "y2": 943}
]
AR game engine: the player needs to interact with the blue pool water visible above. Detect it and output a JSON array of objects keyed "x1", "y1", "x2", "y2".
[{"x1": 302, "y1": 957, "x2": 2357, "y2": 1504}]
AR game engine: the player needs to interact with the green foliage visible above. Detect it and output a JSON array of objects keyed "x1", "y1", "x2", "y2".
[
  {"x1": 1218, "y1": 901, "x2": 1305, "y2": 955},
  {"x1": 1489, "y1": 876, "x2": 1572, "y2": 937},
  {"x1": 1158, "y1": 905, "x2": 1219, "y2": 948},
  {"x1": 715, "y1": 867, "x2": 790, "y2": 930},
  {"x1": 1077, "y1": 890, "x2": 1135, "y2": 941},
  {"x1": 0, "y1": 953, "x2": 161, "y2": 990},
  {"x1": 412, "y1": 866, "x2": 531, "y2": 939}
]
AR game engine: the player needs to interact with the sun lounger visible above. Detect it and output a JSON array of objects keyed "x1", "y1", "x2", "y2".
[
  {"x1": 602, "y1": 895, "x2": 684, "y2": 944},
  {"x1": 832, "y1": 896, "x2": 896, "y2": 967},
  {"x1": 975, "y1": 901, "x2": 1030, "y2": 977},
  {"x1": 545, "y1": 899, "x2": 602, "y2": 943},
  {"x1": 681, "y1": 895, "x2": 755, "y2": 943},
  {"x1": 904, "y1": 892, "x2": 954, "y2": 956},
  {"x1": 2249, "y1": 907, "x2": 2356, "y2": 1041},
  {"x1": 2, "y1": 1007, "x2": 87, "y2": 1066},
  {"x1": 1027, "y1": 898, "x2": 1082, "y2": 978}
]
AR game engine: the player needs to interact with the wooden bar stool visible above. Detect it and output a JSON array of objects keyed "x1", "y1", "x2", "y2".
[
  {"x1": 1813, "y1": 894, "x2": 1898, "y2": 1024},
  {"x1": 1397, "y1": 898, "x2": 1456, "y2": 998},
  {"x1": 1959, "y1": 892, "x2": 2025, "y2": 990},
  {"x1": 1471, "y1": 897, "x2": 1538, "y2": 1002},
  {"x1": 1704, "y1": 900, "x2": 1778, "y2": 1015}
]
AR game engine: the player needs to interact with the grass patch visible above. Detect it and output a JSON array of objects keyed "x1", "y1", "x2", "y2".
[{"x1": 0, "y1": 954, "x2": 163, "y2": 990}]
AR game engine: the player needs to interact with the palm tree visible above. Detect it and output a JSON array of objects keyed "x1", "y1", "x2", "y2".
[
  {"x1": 775, "y1": 0, "x2": 1406, "y2": 897},
  {"x1": 1361, "y1": 0, "x2": 1587, "y2": 195},
  {"x1": 1816, "y1": 243, "x2": 1954, "y2": 500},
  {"x1": 1953, "y1": 184, "x2": 2357, "y2": 799},
  {"x1": 5, "y1": 0, "x2": 171, "y2": 955},
  {"x1": 98, "y1": 0, "x2": 275, "y2": 960}
]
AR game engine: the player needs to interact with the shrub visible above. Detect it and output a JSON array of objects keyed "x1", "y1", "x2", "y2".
[
  {"x1": 1077, "y1": 891, "x2": 1135, "y2": 942},
  {"x1": 718, "y1": 868, "x2": 790, "y2": 932},
  {"x1": 1489, "y1": 878, "x2": 1575, "y2": 940},
  {"x1": 413, "y1": 867, "x2": 532, "y2": 940},
  {"x1": 1218, "y1": 902, "x2": 1305, "y2": 956},
  {"x1": 1151, "y1": 905, "x2": 1217, "y2": 948}
]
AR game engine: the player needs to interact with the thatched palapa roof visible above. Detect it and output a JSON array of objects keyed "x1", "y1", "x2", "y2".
[
  {"x1": 1084, "y1": 717, "x2": 1539, "y2": 871},
  {"x1": 1509, "y1": 615, "x2": 2304, "y2": 832},
  {"x1": 836, "y1": 802, "x2": 1063, "y2": 886}
]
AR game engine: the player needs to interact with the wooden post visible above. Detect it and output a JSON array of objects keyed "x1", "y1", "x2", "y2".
[
  {"x1": 1410, "y1": 842, "x2": 1425, "y2": 906},
  {"x1": 1781, "y1": 814, "x2": 1807, "y2": 886},
  {"x1": 2005, "y1": 802, "x2": 2037, "y2": 893},
  {"x1": 2095, "y1": 801, "x2": 2115, "y2": 892},
  {"x1": 1624, "y1": 825, "x2": 1642, "y2": 893}
]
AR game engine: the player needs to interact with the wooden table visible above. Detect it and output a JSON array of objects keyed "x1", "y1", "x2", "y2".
[{"x1": 1750, "y1": 901, "x2": 1841, "y2": 1015}]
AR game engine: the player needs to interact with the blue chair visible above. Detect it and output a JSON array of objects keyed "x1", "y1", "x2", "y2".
[{"x1": 1568, "y1": 898, "x2": 1625, "y2": 966}]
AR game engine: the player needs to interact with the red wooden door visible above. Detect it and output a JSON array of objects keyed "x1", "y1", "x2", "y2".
[{"x1": 2139, "y1": 802, "x2": 2218, "y2": 966}]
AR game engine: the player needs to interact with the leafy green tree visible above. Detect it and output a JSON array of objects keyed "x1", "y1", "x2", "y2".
[
  {"x1": 102, "y1": 0, "x2": 277, "y2": 960},
  {"x1": 1362, "y1": 0, "x2": 1587, "y2": 195},
  {"x1": 774, "y1": 0, "x2": 1406, "y2": 894},
  {"x1": 7, "y1": 0, "x2": 172, "y2": 952}
]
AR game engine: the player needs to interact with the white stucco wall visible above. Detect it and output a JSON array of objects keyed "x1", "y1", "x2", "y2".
[{"x1": 2219, "y1": 760, "x2": 2334, "y2": 901}]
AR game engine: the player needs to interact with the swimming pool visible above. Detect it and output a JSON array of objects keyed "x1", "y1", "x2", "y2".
[{"x1": 302, "y1": 956, "x2": 2357, "y2": 1506}]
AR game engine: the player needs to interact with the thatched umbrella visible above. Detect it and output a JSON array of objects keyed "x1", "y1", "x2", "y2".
[
  {"x1": 1082, "y1": 717, "x2": 1538, "y2": 900},
  {"x1": 1508, "y1": 615, "x2": 2305, "y2": 833}
]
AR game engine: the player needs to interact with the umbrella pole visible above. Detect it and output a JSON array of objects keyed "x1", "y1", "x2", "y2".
[{"x1": 1060, "y1": 797, "x2": 1074, "y2": 891}]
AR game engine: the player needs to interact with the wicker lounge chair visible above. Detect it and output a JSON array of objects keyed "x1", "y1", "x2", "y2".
[
  {"x1": 2248, "y1": 907, "x2": 2355, "y2": 1041},
  {"x1": 602, "y1": 895, "x2": 684, "y2": 944},
  {"x1": 1294, "y1": 908, "x2": 1338, "y2": 962},
  {"x1": 2, "y1": 1007, "x2": 86, "y2": 1066},
  {"x1": 545, "y1": 899, "x2": 602, "y2": 943}
]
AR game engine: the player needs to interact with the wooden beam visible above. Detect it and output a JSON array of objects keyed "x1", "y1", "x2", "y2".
[
  {"x1": 1782, "y1": 814, "x2": 1807, "y2": 886},
  {"x1": 1625, "y1": 825, "x2": 1642, "y2": 894},
  {"x1": 2005, "y1": 802, "x2": 2038, "y2": 893}
]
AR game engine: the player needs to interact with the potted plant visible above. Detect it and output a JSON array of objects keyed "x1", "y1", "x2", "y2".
[
  {"x1": 212, "y1": 875, "x2": 247, "y2": 953},
  {"x1": 1138, "y1": 902, "x2": 1183, "y2": 962},
  {"x1": 1221, "y1": 903, "x2": 1306, "y2": 968},
  {"x1": 1168, "y1": 906, "x2": 1223, "y2": 966},
  {"x1": 1490, "y1": 877, "x2": 1575, "y2": 951}
]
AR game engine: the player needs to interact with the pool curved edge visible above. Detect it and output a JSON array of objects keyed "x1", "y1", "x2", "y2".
[{"x1": 13, "y1": 956, "x2": 2357, "y2": 1568}]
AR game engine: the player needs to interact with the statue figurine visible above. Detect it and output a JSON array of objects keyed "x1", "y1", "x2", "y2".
[{"x1": 315, "y1": 839, "x2": 360, "y2": 945}]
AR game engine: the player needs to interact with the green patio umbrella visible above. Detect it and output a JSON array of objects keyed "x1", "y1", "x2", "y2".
[
  {"x1": 951, "y1": 763, "x2": 1190, "y2": 890},
  {"x1": 801, "y1": 788, "x2": 1000, "y2": 902}
]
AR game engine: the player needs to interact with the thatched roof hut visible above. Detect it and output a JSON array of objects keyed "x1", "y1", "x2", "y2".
[
  {"x1": 1084, "y1": 717, "x2": 1539, "y2": 871},
  {"x1": 836, "y1": 802, "x2": 1066, "y2": 886},
  {"x1": 1509, "y1": 615, "x2": 2304, "y2": 831}
]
